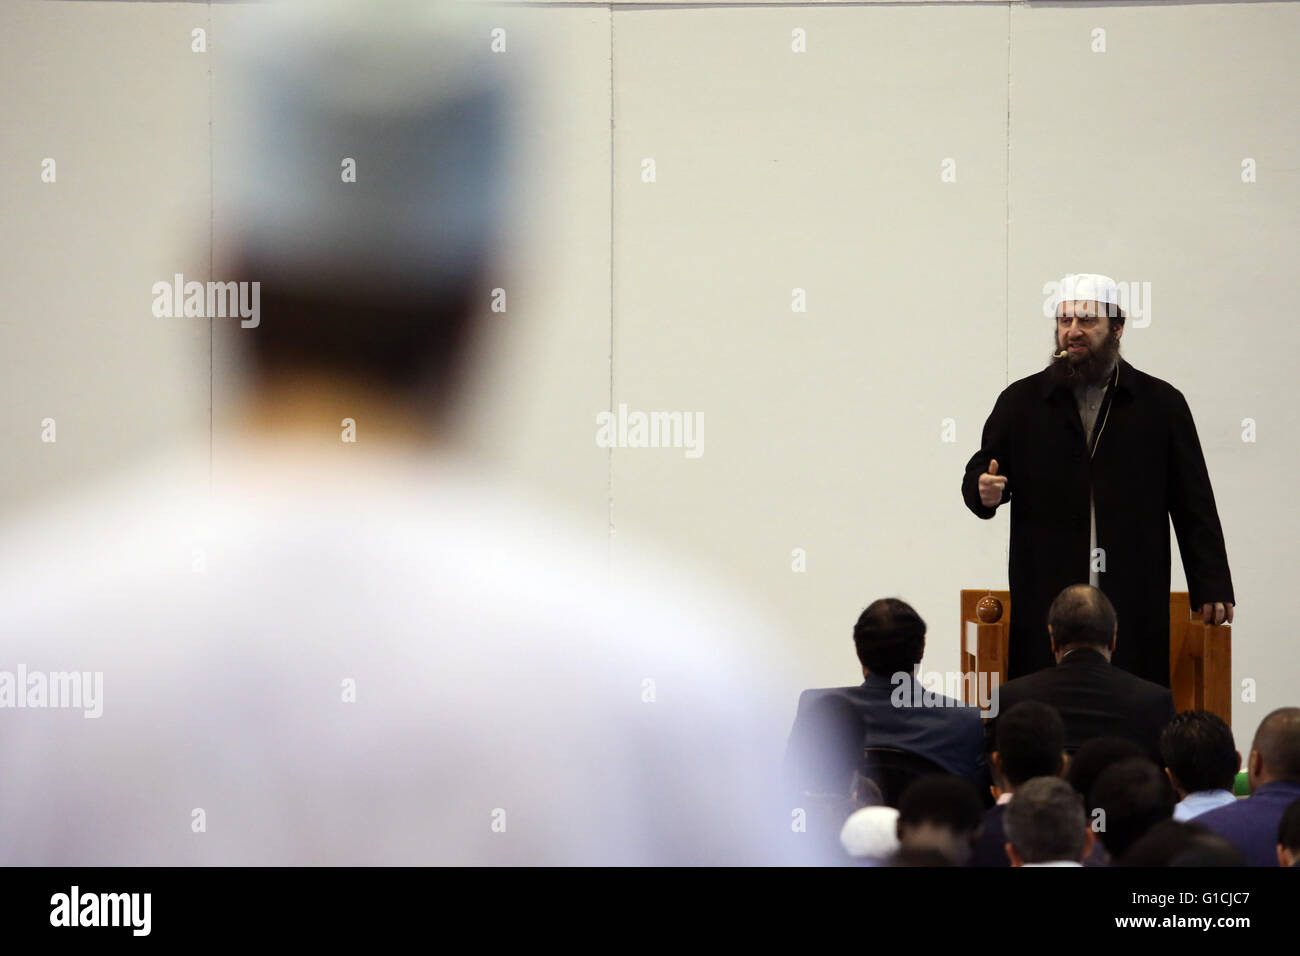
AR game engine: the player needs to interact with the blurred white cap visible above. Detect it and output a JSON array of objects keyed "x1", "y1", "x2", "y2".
[
  {"x1": 221, "y1": 0, "x2": 525, "y2": 288},
  {"x1": 840, "y1": 805, "x2": 901, "y2": 860}
]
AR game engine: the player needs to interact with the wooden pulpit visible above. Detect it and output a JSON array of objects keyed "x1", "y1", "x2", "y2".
[{"x1": 959, "y1": 589, "x2": 1231, "y2": 725}]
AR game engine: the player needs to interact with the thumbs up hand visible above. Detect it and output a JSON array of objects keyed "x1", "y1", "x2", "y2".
[{"x1": 979, "y1": 458, "x2": 1008, "y2": 508}]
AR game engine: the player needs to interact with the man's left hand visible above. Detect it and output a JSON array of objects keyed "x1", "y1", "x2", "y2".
[{"x1": 1200, "y1": 602, "x2": 1234, "y2": 626}]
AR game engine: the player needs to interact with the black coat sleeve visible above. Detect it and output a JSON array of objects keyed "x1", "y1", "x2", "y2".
[
  {"x1": 1166, "y1": 389, "x2": 1235, "y2": 609},
  {"x1": 963, "y1": 387, "x2": 1015, "y2": 519}
]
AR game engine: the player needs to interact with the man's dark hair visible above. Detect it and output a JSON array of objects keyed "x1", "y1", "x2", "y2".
[
  {"x1": 1088, "y1": 757, "x2": 1177, "y2": 859},
  {"x1": 1066, "y1": 736, "x2": 1147, "y2": 798},
  {"x1": 853, "y1": 598, "x2": 926, "y2": 676},
  {"x1": 1253, "y1": 707, "x2": 1300, "y2": 784},
  {"x1": 1120, "y1": 820, "x2": 1243, "y2": 867},
  {"x1": 1159, "y1": 710, "x2": 1238, "y2": 794},
  {"x1": 1047, "y1": 584, "x2": 1117, "y2": 651},
  {"x1": 995, "y1": 702, "x2": 1066, "y2": 788},
  {"x1": 1277, "y1": 798, "x2": 1300, "y2": 853},
  {"x1": 896, "y1": 775, "x2": 984, "y2": 834},
  {"x1": 227, "y1": 261, "x2": 484, "y2": 412},
  {"x1": 1003, "y1": 777, "x2": 1088, "y2": 864}
]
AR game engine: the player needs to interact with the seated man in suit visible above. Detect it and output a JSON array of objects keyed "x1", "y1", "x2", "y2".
[
  {"x1": 1196, "y1": 707, "x2": 1300, "y2": 866},
  {"x1": 785, "y1": 598, "x2": 988, "y2": 801},
  {"x1": 987, "y1": 584, "x2": 1175, "y2": 764}
]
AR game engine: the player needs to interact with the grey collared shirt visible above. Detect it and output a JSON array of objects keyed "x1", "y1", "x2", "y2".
[{"x1": 1073, "y1": 362, "x2": 1116, "y2": 587}]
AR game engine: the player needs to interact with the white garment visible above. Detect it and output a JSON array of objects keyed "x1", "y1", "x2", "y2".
[
  {"x1": 0, "y1": 434, "x2": 805, "y2": 865},
  {"x1": 1022, "y1": 860, "x2": 1084, "y2": 867}
]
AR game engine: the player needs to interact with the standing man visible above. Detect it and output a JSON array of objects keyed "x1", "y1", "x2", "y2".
[{"x1": 961, "y1": 274, "x2": 1235, "y2": 686}]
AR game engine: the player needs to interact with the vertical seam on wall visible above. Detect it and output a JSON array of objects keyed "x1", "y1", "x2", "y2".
[
  {"x1": 607, "y1": 4, "x2": 616, "y2": 566},
  {"x1": 1005, "y1": 1, "x2": 1012, "y2": 389},
  {"x1": 208, "y1": 0, "x2": 215, "y2": 496}
]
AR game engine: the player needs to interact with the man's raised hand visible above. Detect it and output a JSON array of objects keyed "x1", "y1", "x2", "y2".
[{"x1": 979, "y1": 458, "x2": 1007, "y2": 508}]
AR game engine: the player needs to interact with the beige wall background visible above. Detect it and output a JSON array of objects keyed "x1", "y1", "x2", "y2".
[{"x1": 2, "y1": 1, "x2": 1296, "y2": 747}]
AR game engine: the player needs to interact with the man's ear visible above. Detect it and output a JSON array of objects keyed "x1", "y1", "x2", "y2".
[
  {"x1": 1055, "y1": 752, "x2": 1068, "y2": 777},
  {"x1": 1082, "y1": 827, "x2": 1096, "y2": 860},
  {"x1": 1005, "y1": 842, "x2": 1022, "y2": 867},
  {"x1": 1163, "y1": 766, "x2": 1183, "y2": 795}
]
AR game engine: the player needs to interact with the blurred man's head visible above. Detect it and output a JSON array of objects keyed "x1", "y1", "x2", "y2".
[
  {"x1": 1047, "y1": 584, "x2": 1117, "y2": 662},
  {"x1": 1003, "y1": 777, "x2": 1094, "y2": 866},
  {"x1": 1120, "y1": 819, "x2": 1243, "y2": 867},
  {"x1": 216, "y1": 0, "x2": 523, "y2": 438},
  {"x1": 1088, "y1": 757, "x2": 1177, "y2": 859},
  {"x1": 894, "y1": 775, "x2": 984, "y2": 865},
  {"x1": 1277, "y1": 798, "x2": 1300, "y2": 867},
  {"x1": 992, "y1": 701, "x2": 1067, "y2": 797},
  {"x1": 1067, "y1": 736, "x2": 1147, "y2": 799},
  {"x1": 1159, "y1": 710, "x2": 1240, "y2": 798},
  {"x1": 1247, "y1": 707, "x2": 1300, "y2": 791},
  {"x1": 853, "y1": 598, "x2": 925, "y2": 679}
]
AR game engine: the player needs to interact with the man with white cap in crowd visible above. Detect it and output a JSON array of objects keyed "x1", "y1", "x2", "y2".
[
  {"x1": 960, "y1": 274, "x2": 1235, "y2": 686},
  {"x1": 0, "y1": 0, "x2": 813, "y2": 865}
]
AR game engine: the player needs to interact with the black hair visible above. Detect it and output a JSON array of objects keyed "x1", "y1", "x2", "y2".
[
  {"x1": 227, "y1": 259, "x2": 484, "y2": 412},
  {"x1": 1087, "y1": 757, "x2": 1177, "y2": 859},
  {"x1": 853, "y1": 598, "x2": 926, "y2": 676},
  {"x1": 896, "y1": 775, "x2": 984, "y2": 834},
  {"x1": 1277, "y1": 797, "x2": 1300, "y2": 853},
  {"x1": 1159, "y1": 710, "x2": 1237, "y2": 794},
  {"x1": 1120, "y1": 819, "x2": 1243, "y2": 867},
  {"x1": 1066, "y1": 737, "x2": 1148, "y2": 799},
  {"x1": 1047, "y1": 584, "x2": 1117, "y2": 651},
  {"x1": 995, "y1": 701, "x2": 1067, "y2": 787}
]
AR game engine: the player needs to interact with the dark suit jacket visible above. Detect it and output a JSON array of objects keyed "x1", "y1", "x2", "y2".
[
  {"x1": 785, "y1": 673, "x2": 988, "y2": 796},
  {"x1": 1196, "y1": 781, "x2": 1300, "y2": 867},
  {"x1": 961, "y1": 358, "x2": 1234, "y2": 686},
  {"x1": 988, "y1": 648, "x2": 1175, "y2": 764}
]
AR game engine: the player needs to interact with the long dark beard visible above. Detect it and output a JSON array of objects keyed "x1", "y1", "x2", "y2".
[{"x1": 1049, "y1": 329, "x2": 1121, "y2": 386}]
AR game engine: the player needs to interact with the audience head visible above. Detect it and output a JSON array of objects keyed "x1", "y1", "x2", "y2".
[
  {"x1": 853, "y1": 598, "x2": 926, "y2": 678},
  {"x1": 1003, "y1": 776, "x2": 1094, "y2": 866},
  {"x1": 1247, "y1": 707, "x2": 1300, "y2": 791},
  {"x1": 1047, "y1": 584, "x2": 1118, "y2": 660},
  {"x1": 1159, "y1": 710, "x2": 1240, "y2": 798},
  {"x1": 217, "y1": 0, "x2": 517, "y2": 428},
  {"x1": 1119, "y1": 820, "x2": 1243, "y2": 867},
  {"x1": 1088, "y1": 757, "x2": 1177, "y2": 859},
  {"x1": 840, "y1": 806, "x2": 901, "y2": 863},
  {"x1": 894, "y1": 775, "x2": 984, "y2": 865},
  {"x1": 1067, "y1": 736, "x2": 1147, "y2": 799},
  {"x1": 1278, "y1": 798, "x2": 1300, "y2": 867},
  {"x1": 993, "y1": 701, "x2": 1067, "y2": 795}
]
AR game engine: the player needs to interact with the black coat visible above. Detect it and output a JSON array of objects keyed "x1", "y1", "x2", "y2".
[
  {"x1": 961, "y1": 358, "x2": 1234, "y2": 686},
  {"x1": 988, "y1": 647, "x2": 1177, "y2": 765}
]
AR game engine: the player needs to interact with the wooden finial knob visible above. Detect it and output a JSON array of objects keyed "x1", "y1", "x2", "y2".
[{"x1": 976, "y1": 595, "x2": 1003, "y2": 623}]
